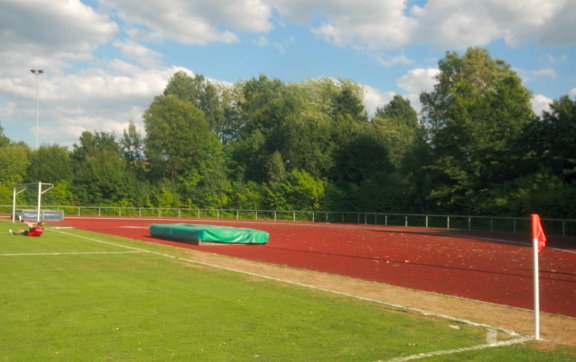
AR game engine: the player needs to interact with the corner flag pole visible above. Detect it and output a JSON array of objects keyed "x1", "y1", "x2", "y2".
[{"x1": 531, "y1": 213, "x2": 547, "y2": 340}]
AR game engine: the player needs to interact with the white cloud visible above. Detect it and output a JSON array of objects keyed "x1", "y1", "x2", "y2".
[
  {"x1": 0, "y1": 0, "x2": 117, "y2": 72},
  {"x1": 531, "y1": 94, "x2": 553, "y2": 116},
  {"x1": 515, "y1": 67, "x2": 558, "y2": 83},
  {"x1": 397, "y1": 68, "x2": 440, "y2": 112},
  {"x1": 269, "y1": 0, "x2": 576, "y2": 50},
  {"x1": 102, "y1": 0, "x2": 273, "y2": 44},
  {"x1": 275, "y1": 0, "x2": 417, "y2": 48},
  {"x1": 412, "y1": 0, "x2": 574, "y2": 49},
  {"x1": 398, "y1": 68, "x2": 439, "y2": 94},
  {"x1": 113, "y1": 40, "x2": 163, "y2": 68},
  {"x1": 362, "y1": 86, "x2": 396, "y2": 116},
  {"x1": 1, "y1": 65, "x2": 185, "y2": 148},
  {"x1": 569, "y1": 88, "x2": 576, "y2": 98}
]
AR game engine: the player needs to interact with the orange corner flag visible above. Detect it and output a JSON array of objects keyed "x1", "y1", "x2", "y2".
[{"x1": 531, "y1": 214, "x2": 547, "y2": 252}]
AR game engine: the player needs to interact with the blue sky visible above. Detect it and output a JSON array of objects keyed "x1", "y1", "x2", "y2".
[{"x1": 0, "y1": 0, "x2": 575, "y2": 148}]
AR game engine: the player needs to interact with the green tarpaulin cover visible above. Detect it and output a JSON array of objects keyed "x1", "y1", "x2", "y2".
[{"x1": 149, "y1": 223, "x2": 269, "y2": 244}]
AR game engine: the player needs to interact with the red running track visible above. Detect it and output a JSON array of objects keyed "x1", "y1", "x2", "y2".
[{"x1": 60, "y1": 217, "x2": 576, "y2": 318}]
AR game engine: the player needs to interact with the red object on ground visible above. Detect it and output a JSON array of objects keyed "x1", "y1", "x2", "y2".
[
  {"x1": 27, "y1": 225, "x2": 44, "y2": 237},
  {"x1": 60, "y1": 217, "x2": 576, "y2": 317}
]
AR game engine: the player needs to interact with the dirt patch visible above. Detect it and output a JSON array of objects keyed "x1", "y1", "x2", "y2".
[{"x1": 180, "y1": 248, "x2": 576, "y2": 347}]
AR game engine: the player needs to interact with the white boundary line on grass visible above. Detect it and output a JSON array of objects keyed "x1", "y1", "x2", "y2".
[
  {"x1": 383, "y1": 336, "x2": 533, "y2": 362},
  {"x1": 0, "y1": 251, "x2": 146, "y2": 257}
]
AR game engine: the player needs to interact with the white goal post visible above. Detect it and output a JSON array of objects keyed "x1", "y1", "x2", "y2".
[{"x1": 12, "y1": 182, "x2": 55, "y2": 223}]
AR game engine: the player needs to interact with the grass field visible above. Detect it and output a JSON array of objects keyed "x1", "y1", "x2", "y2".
[{"x1": 1, "y1": 220, "x2": 575, "y2": 361}]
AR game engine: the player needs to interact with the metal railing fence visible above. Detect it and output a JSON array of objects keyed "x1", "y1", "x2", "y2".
[{"x1": 2, "y1": 204, "x2": 575, "y2": 238}]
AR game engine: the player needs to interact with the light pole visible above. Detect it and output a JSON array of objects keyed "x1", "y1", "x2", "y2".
[{"x1": 30, "y1": 69, "x2": 43, "y2": 149}]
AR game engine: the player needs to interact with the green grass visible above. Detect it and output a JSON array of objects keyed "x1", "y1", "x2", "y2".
[{"x1": 1, "y1": 221, "x2": 575, "y2": 361}]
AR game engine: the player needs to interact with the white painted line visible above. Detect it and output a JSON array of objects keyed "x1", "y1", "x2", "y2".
[
  {"x1": 0, "y1": 251, "x2": 146, "y2": 257},
  {"x1": 383, "y1": 336, "x2": 532, "y2": 361},
  {"x1": 486, "y1": 329, "x2": 498, "y2": 344}
]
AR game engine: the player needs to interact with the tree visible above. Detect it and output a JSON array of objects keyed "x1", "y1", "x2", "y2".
[
  {"x1": 537, "y1": 96, "x2": 576, "y2": 183},
  {"x1": 228, "y1": 75, "x2": 304, "y2": 182},
  {"x1": 144, "y1": 94, "x2": 222, "y2": 181},
  {"x1": 71, "y1": 131, "x2": 130, "y2": 205},
  {"x1": 0, "y1": 143, "x2": 30, "y2": 184},
  {"x1": 372, "y1": 95, "x2": 419, "y2": 168},
  {"x1": 375, "y1": 94, "x2": 418, "y2": 128},
  {"x1": 332, "y1": 80, "x2": 368, "y2": 122},
  {"x1": 121, "y1": 119, "x2": 146, "y2": 175},
  {"x1": 0, "y1": 123, "x2": 10, "y2": 147},
  {"x1": 278, "y1": 105, "x2": 335, "y2": 178},
  {"x1": 164, "y1": 71, "x2": 226, "y2": 141},
  {"x1": 266, "y1": 169, "x2": 326, "y2": 211},
  {"x1": 420, "y1": 47, "x2": 534, "y2": 212},
  {"x1": 26, "y1": 145, "x2": 73, "y2": 183}
]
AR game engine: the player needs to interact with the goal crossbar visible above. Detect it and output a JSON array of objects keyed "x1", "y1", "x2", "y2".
[{"x1": 12, "y1": 182, "x2": 55, "y2": 223}]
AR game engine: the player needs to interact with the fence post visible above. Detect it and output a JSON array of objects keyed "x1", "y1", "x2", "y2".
[
  {"x1": 385, "y1": 215, "x2": 388, "y2": 226},
  {"x1": 490, "y1": 218, "x2": 494, "y2": 232},
  {"x1": 405, "y1": 215, "x2": 408, "y2": 227},
  {"x1": 447, "y1": 216, "x2": 450, "y2": 229},
  {"x1": 425, "y1": 215, "x2": 429, "y2": 228},
  {"x1": 236, "y1": 210, "x2": 239, "y2": 220},
  {"x1": 468, "y1": 217, "x2": 471, "y2": 230}
]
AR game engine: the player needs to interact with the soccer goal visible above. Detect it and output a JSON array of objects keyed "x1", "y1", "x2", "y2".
[{"x1": 12, "y1": 182, "x2": 63, "y2": 223}]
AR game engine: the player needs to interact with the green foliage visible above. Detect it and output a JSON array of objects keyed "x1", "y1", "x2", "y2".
[
  {"x1": 375, "y1": 94, "x2": 418, "y2": 128},
  {"x1": 164, "y1": 71, "x2": 226, "y2": 140},
  {"x1": 0, "y1": 123, "x2": 10, "y2": 147},
  {"x1": 25, "y1": 145, "x2": 73, "y2": 183},
  {"x1": 266, "y1": 169, "x2": 326, "y2": 210},
  {"x1": 228, "y1": 181, "x2": 265, "y2": 210},
  {"x1": 71, "y1": 131, "x2": 130, "y2": 205},
  {"x1": 0, "y1": 143, "x2": 30, "y2": 184},
  {"x1": 421, "y1": 47, "x2": 535, "y2": 213},
  {"x1": 144, "y1": 94, "x2": 222, "y2": 181}
]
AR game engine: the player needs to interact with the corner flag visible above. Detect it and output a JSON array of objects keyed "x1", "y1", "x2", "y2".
[
  {"x1": 531, "y1": 213, "x2": 547, "y2": 340},
  {"x1": 531, "y1": 214, "x2": 547, "y2": 252}
]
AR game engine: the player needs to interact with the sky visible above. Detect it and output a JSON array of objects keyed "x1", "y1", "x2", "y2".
[{"x1": 1, "y1": 0, "x2": 575, "y2": 149}]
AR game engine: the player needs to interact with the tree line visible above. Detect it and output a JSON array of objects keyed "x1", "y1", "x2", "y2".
[{"x1": 1, "y1": 48, "x2": 575, "y2": 218}]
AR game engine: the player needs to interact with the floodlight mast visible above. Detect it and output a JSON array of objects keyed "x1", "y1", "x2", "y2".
[{"x1": 31, "y1": 69, "x2": 43, "y2": 149}]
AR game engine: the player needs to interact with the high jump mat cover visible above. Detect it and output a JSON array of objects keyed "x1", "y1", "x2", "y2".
[{"x1": 149, "y1": 223, "x2": 269, "y2": 245}]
